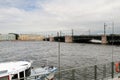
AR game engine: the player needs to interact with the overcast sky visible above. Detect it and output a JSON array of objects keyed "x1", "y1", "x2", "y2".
[{"x1": 0, "y1": 0, "x2": 120, "y2": 34}]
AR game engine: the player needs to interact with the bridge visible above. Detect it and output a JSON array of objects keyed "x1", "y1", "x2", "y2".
[{"x1": 44, "y1": 34, "x2": 120, "y2": 45}]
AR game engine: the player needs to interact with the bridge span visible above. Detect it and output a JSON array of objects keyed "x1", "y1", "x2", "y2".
[{"x1": 44, "y1": 35, "x2": 120, "y2": 45}]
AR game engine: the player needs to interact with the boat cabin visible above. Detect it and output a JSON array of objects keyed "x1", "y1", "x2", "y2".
[{"x1": 0, "y1": 61, "x2": 31, "y2": 80}]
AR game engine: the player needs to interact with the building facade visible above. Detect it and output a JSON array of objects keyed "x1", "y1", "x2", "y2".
[
  {"x1": 18, "y1": 34, "x2": 45, "y2": 41},
  {"x1": 0, "y1": 34, "x2": 16, "y2": 41}
]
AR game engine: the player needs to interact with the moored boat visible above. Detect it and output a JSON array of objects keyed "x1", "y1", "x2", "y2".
[
  {"x1": 0, "y1": 61, "x2": 57, "y2": 80},
  {"x1": 90, "y1": 39, "x2": 102, "y2": 44}
]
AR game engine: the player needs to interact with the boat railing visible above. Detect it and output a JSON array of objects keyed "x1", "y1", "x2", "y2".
[
  {"x1": 12, "y1": 74, "x2": 52, "y2": 80},
  {"x1": 12, "y1": 70, "x2": 56, "y2": 80}
]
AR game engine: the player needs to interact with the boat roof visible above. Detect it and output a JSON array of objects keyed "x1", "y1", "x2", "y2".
[{"x1": 0, "y1": 61, "x2": 31, "y2": 77}]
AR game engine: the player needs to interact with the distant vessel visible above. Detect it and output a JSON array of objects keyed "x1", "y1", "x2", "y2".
[
  {"x1": 90, "y1": 39, "x2": 102, "y2": 44},
  {"x1": 0, "y1": 61, "x2": 57, "y2": 80}
]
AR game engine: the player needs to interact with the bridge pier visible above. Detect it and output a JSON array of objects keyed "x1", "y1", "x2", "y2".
[
  {"x1": 102, "y1": 35, "x2": 108, "y2": 44},
  {"x1": 65, "y1": 36, "x2": 73, "y2": 43},
  {"x1": 49, "y1": 37, "x2": 54, "y2": 42}
]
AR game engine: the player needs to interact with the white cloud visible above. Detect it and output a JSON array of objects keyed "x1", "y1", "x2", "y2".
[
  {"x1": 40, "y1": 0, "x2": 120, "y2": 33},
  {"x1": 0, "y1": 0, "x2": 120, "y2": 34}
]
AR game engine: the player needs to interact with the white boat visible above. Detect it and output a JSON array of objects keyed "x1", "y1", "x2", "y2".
[
  {"x1": 90, "y1": 39, "x2": 102, "y2": 44},
  {"x1": 0, "y1": 61, "x2": 57, "y2": 80}
]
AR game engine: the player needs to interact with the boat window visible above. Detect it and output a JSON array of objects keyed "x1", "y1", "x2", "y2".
[
  {"x1": 19, "y1": 71, "x2": 24, "y2": 80},
  {"x1": 0, "y1": 70, "x2": 8, "y2": 74},
  {"x1": 25, "y1": 68, "x2": 31, "y2": 77},
  {"x1": 0, "y1": 76, "x2": 9, "y2": 80},
  {"x1": 12, "y1": 74, "x2": 18, "y2": 79}
]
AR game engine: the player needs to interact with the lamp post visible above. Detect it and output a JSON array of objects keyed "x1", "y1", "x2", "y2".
[
  {"x1": 58, "y1": 31, "x2": 61, "y2": 80},
  {"x1": 102, "y1": 23, "x2": 107, "y2": 44},
  {"x1": 111, "y1": 22, "x2": 114, "y2": 78},
  {"x1": 104, "y1": 23, "x2": 107, "y2": 36},
  {"x1": 112, "y1": 22, "x2": 114, "y2": 61},
  {"x1": 71, "y1": 29, "x2": 74, "y2": 41},
  {"x1": 88, "y1": 29, "x2": 91, "y2": 36}
]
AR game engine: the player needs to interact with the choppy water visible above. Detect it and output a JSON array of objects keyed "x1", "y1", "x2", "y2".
[{"x1": 0, "y1": 41, "x2": 120, "y2": 69}]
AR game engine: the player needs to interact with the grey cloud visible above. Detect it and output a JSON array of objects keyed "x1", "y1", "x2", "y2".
[{"x1": 0, "y1": 0, "x2": 120, "y2": 34}]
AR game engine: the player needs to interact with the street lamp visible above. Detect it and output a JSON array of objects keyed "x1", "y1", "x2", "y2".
[
  {"x1": 111, "y1": 22, "x2": 114, "y2": 78},
  {"x1": 57, "y1": 31, "x2": 61, "y2": 80},
  {"x1": 104, "y1": 23, "x2": 107, "y2": 35},
  {"x1": 111, "y1": 22, "x2": 114, "y2": 61}
]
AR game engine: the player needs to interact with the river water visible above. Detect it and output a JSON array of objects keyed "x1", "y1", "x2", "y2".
[{"x1": 0, "y1": 41, "x2": 120, "y2": 70}]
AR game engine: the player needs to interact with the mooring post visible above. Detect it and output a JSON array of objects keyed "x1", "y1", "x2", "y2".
[
  {"x1": 103, "y1": 64, "x2": 106, "y2": 78},
  {"x1": 94, "y1": 65, "x2": 97, "y2": 80},
  {"x1": 71, "y1": 69, "x2": 75, "y2": 80},
  {"x1": 111, "y1": 62, "x2": 114, "y2": 78},
  {"x1": 84, "y1": 68, "x2": 87, "y2": 80}
]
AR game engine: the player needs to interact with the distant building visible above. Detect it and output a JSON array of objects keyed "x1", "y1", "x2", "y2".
[
  {"x1": 9, "y1": 33, "x2": 19, "y2": 40},
  {"x1": 18, "y1": 34, "x2": 45, "y2": 41},
  {"x1": 0, "y1": 34, "x2": 16, "y2": 41}
]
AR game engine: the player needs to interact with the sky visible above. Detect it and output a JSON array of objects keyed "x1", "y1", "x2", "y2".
[{"x1": 0, "y1": 0, "x2": 120, "y2": 35}]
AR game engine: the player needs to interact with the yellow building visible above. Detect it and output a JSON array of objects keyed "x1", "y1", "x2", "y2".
[{"x1": 18, "y1": 34, "x2": 45, "y2": 41}]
